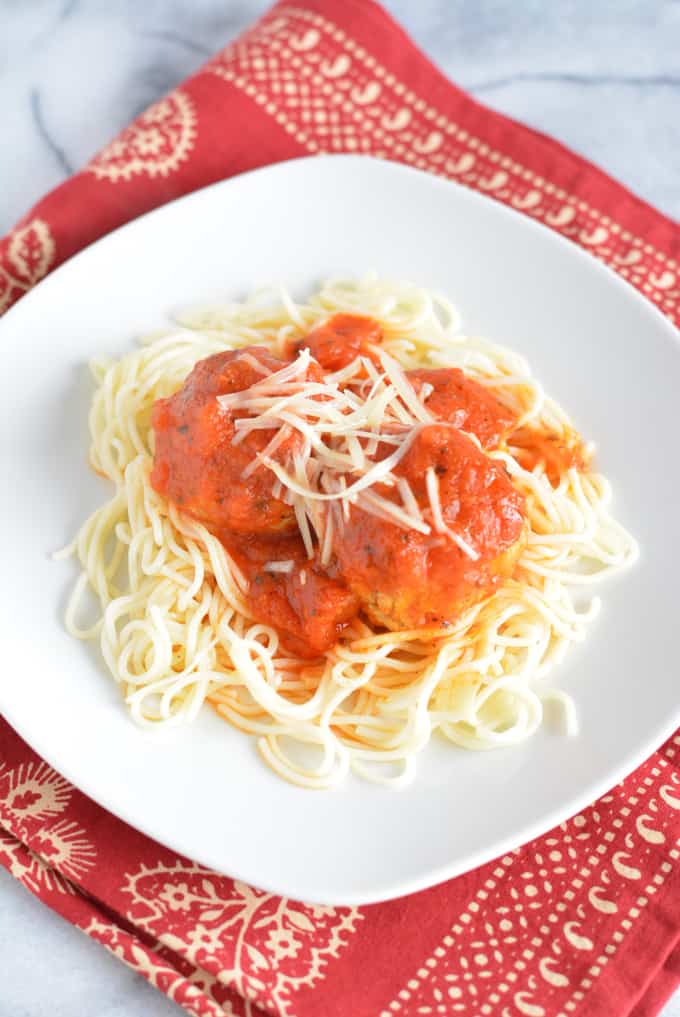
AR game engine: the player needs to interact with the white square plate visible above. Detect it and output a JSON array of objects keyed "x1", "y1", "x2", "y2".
[{"x1": 1, "y1": 155, "x2": 678, "y2": 904}]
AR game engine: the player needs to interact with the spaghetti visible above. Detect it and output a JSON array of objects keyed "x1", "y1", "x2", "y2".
[{"x1": 58, "y1": 276, "x2": 638, "y2": 788}]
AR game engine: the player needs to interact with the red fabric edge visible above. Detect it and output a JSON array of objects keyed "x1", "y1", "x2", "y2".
[
  {"x1": 293, "y1": 0, "x2": 679, "y2": 252},
  {"x1": 1, "y1": 2, "x2": 679, "y2": 1016},
  {"x1": 632, "y1": 939, "x2": 680, "y2": 1017}
]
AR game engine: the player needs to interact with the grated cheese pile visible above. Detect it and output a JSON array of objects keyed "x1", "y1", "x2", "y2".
[{"x1": 217, "y1": 346, "x2": 479, "y2": 565}]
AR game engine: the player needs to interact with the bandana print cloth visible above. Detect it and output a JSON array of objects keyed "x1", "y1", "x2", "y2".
[{"x1": 1, "y1": 2, "x2": 679, "y2": 1015}]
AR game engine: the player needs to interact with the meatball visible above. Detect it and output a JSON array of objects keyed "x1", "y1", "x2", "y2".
[
  {"x1": 151, "y1": 347, "x2": 320, "y2": 535},
  {"x1": 245, "y1": 565, "x2": 359, "y2": 658},
  {"x1": 334, "y1": 424, "x2": 526, "y2": 630},
  {"x1": 294, "y1": 313, "x2": 383, "y2": 373},
  {"x1": 408, "y1": 368, "x2": 516, "y2": 449},
  {"x1": 226, "y1": 534, "x2": 359, "y2": 658}
]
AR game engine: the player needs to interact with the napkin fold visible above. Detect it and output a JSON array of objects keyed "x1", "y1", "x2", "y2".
[{"x1": 2, "y1": 2, "x2": 680, "y2": 1015}]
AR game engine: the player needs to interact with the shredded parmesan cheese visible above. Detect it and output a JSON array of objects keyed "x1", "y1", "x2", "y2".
[
  {"x1": 263, "y1": 560, "x2": 295, "y2": 574},
  {"x1": 377, "y1": 348, "x2": 434, "y2": 424},
  {"x1": 425, "y1": 467, "x2": 479, "y2": 560},
  {"x1": 217, "y1": 348, "x2": 441, "y2": 550}
]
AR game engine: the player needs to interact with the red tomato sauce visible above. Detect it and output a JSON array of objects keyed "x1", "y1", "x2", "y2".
[
  {"x1": 408, "y1": 367, "x2": 516, "y2": 449},
  {"x1": 334, "y1": 424, "x2": 526, "y2": 630},
  {"x1": 292, "y1": 313, "x2": 384, "y2": 372},
  {"x1": 149, "y1": 317, "x2": 569, "y2": 656},
  {"x1": 151, "y1": 348, "x2": 319, "y2": 534},
  {"x1": 152, "y1": 347, "x2": 359, "y2": 657},
  {"x1": 508, "y1": 426, "x2": 590, "y2": 487},
  {"x1": 222, "y1": 534, "x2": 358, "y2": 659}
]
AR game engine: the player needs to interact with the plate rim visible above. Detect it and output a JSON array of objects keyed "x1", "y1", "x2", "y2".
[{"x1": 2, "y1": 153, "x2": 680, "y2": 905}]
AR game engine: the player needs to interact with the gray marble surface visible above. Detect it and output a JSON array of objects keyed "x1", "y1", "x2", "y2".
[{"x1": 0, "y1": 1, "x2": 678, "y2": 1014}]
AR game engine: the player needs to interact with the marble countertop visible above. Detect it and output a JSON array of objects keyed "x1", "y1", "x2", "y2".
[{"x1": 0, "y1": 1, "x2": 677, "y2": 1014}]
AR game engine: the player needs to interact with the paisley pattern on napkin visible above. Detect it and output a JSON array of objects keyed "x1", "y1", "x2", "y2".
[
  {"x1": 1, "y1": 728, "x2": 679, "y2": 1017},
  {"x1": 203, "y1": 5, "x2": 680, "y2": 325},
  {"x1": 0, "y1": 218, "x2": 55, "y2": 313},
  {"x1": 87, "y1": 91, "x2": 198, "y2": 182},
  {"x1": 0, "y1": 760, "x2": 96, "y2": 892},
  {"x1": 380, "y1": 744, "x2": 680, "y2": 1017}
]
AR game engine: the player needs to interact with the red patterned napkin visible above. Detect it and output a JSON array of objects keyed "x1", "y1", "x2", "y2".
[{"x1": 2, "y1": 3, "x2": 680, "y2": 1015}]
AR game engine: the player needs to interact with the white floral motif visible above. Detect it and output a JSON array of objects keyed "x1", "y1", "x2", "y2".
[
  {"x1": 87, "y1": 91, "x2": 197, "y2": 182},
  {"x1": 85, "y1": 917, "x2": 235, "y2": 1017},
  {"x1": 121, "y1": 861, "x2": 362, "y2": 1015},
  {"x1": 30, "y1": 819, "x2": 97, "y2": 881},
  {"x1": 264, "y1": 925, "x2": 302, "y2": 960},
  {"x1": 0, "y1": 760, "x2": 72, "y2": 824},
  {"x1": 0, "y1": 218, "x2": 55, "y2": 314},
  {"x1": 159, "y1": 880, "x2": 194, "y2": 912},
  {"x1": 187, "y1": 922, "x2": 225, "y2": 952},
  {"x1": 0, "y1": 760, "x2": 96, "y2": 887},
  {"x1": 0, "y1": 828, "x2": 74, "y2": 895}
]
